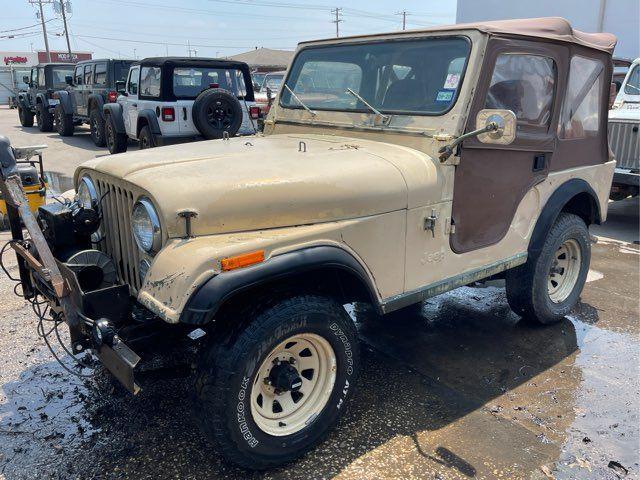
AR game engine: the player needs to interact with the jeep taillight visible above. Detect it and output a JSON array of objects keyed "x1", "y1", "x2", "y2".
[
  {"x1": 162, "y1": 107, "x2": 175, "y2": 122},
  {"x1": 107, "y1": 91, "x2": 118, "y2": 103},
  {"x1": 249, "y1": 106, "x2": 261, "y2": 119}
]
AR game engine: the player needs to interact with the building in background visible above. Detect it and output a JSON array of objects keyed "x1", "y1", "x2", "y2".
[
  {"x1": 228, "y1": 47, "x2": 294, "y2": 73},
  {"x1": 0, "y1": 50, "x2": 92, "y2": 105},
  {"x1": 456, "y1": 0, "x2": 639, "y2": 60}
]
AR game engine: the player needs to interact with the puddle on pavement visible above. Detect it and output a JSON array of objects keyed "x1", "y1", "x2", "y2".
[{"x1": 0, "y1": 242, "x2": 637, "y2": 479}]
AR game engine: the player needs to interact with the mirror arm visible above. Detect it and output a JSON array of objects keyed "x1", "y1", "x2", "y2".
[{"x1": 438, "y1": 122, "x2": 499, "y2": 162}]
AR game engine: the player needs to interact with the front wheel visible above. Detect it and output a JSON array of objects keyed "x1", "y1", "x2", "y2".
[
  {"x1": 105, "y1": 114, "x2": 127, "y2": 154},
  {"x1": 18, "y1": 106, "x2": 34, "y2": 127},
  {"x1": 54, "y1": 104, "x2": 74, "y2": 136},
  {"x1": 195, "y1": 295, "x2": 359, "y2": 469},
  {"x1": 506, "y1": 213, "x2": 591, "y2": 324},
  {"x1": 89, "y1": 109, "x2": 106, "y2": 147}
]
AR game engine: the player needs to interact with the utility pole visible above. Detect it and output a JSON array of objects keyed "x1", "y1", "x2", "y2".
[
  {"x1": 331, "y1": 7, "x2": 342, "y2": 37},
  {"x1": 396, "y1": 10, "x2": 408, "y2": 30},
  {"x1": 58, "y1": 0, "x2": 72, "y2": 57},
  {"x1": 29, "y1": 0, "x2": 51, "y2": 62}
]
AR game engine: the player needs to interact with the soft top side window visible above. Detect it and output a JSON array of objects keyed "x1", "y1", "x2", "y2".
[
  {"x1": 94, "y1": 62, "x2": 108, "y2": 86},
  {"x1": 74, "y1": 65, "x2": 83, "y2": 85},
  {"x1": 127, "y1": 67, "x2": 139, "y2": 95},
  {"x1": 140, "y1": 66, "x2": 161, "y2": 97},
  {"x1": 83, "y1": 64, "x2": 93, "y2": 86},
  {"x1": 484, "y1": 53, "x2": 556, "y2": 132},
  {"x1": 624, "y1": 64, "x2": 639, "y2": 95},
  {"x1": 558, "y1": 56, "x2": 603, "y2": 139}
]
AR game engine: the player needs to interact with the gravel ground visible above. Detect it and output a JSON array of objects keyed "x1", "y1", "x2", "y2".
[{"x1": 0, "y1": 106, "x2": 638, "y2": 479}]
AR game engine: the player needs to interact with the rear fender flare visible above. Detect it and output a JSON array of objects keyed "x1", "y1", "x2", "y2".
[
  {"x1": 528, "y1": 178, "x2": 601, "y2": 258},
  {"x1": 87, "y1": 94, "x2": 105, "y2": 119},
  {"x1": 55, "y1": 90, "x2": 73, "y2": 114},
  {"x1": 137, "y1": 109, "x2": 161, "y2": 137}
]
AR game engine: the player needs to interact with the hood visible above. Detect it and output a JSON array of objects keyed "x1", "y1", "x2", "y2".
[{"x1": 78, "y1": 134, "x2": 439, "y2": 237}]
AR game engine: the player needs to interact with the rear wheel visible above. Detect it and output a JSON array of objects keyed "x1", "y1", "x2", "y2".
[
  {"x1": 138, "y1": 125, "x2": 156, "y2": 149},
  {"x1": 18, "y1": 106, "x2": 34, "y2": 127},
  {"x1": 89, "y1": 109, "x2": 106, "y2": 147},
  {"x1": 506, "y1": 213, "x2": 591, "y2": 324},
  {"x1": 105, "y1": 114, "x2": 127, "y2": 154},
  {"x1": 54, "y1": 104, "x2": 74, "y2": 136},
  {"x1": 36, "y1": 103, "x2": 54, "y2": 132},
  {"x1": 195, "y1": 294, "x2": 359, "y2": 469}
]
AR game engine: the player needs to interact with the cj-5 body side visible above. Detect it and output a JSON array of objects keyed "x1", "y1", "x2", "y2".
[{"x1": 74, "y1": 28, "x2": 613, "y2": 325}]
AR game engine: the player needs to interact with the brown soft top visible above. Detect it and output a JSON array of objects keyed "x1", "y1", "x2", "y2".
[{"x1": 303, "y1": 17, "x2": 617, "y2": 54}]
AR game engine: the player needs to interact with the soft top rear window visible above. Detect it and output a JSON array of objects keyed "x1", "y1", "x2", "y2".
[
  {"x1": 51, "y1": 66, "x2": 74, "y2": 89},
  {"x1": 281, "y1": 36, "x2": 470, "y2": 116},
  {"x1": 172, "y1": 67, "x2": 248, "y2": 99}
]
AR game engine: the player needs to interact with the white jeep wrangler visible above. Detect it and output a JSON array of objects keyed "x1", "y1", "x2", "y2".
[{"x1": 103, "y1": 57, "x2": 260, "y2": 154}]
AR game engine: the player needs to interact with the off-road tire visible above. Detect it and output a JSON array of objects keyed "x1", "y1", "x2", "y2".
[
  {"x1": 138, "y1": 125, "x2": 156, "y2": 149},
  {"x1": 194, "y1": 295, "x2": 359, "y2": 469},
  {"x1": 36, "y1": 103, "x2": 54, "y2": 132},
  {"x1": 18, "y1": 106, "x2": 34, "y2": 127},
  {"x1": 89, "y1": 109, "x2": 106, "y2": 147},
  {"x1": 54, "y1": 104, "x2": 74, "y2": 136},
  {"x1": 506, "y1": 213, "x2": 590, "y2": 324},
  {"x1": 192, "y1": 88, "x2": 243, "y2": 139},
  {"x1": 105, "y1": 114, "x2": 127, "y2": 154}
]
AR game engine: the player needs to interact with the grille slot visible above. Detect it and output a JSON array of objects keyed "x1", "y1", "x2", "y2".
[
  {"x1": 95, "y1": 178, "x2": 141, "y2": 292},
  {"x1": 608, "y1": 121, "x2": 640, "y2": 170}
]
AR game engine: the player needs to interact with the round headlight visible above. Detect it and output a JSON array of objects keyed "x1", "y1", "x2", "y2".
[
  {"x1": 77, "y1": 175, "x2": 98, "y2": 210},
  {"x1": 132, "y1": 198, "x2": 161, "y2": 253}
]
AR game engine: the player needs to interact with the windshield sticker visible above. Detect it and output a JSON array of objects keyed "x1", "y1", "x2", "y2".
[
  {"x1": 444, "y1": 73, "x2": 460, "y2": 89},
  {"x1": 435, "y1": 89, "x2": 454, "y2": 102}
]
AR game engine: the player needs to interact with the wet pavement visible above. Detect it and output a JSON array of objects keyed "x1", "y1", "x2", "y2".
[
  {"x1": 0, "y1": 107, "x2": 639, "y2": 478},
  {"x1": 1, "y1": 216, "x2": 638, "y2": 480}
]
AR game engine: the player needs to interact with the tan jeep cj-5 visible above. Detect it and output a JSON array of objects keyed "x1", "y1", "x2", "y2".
[{"x1": 0, "y1": 17, "x2": 617, "y2": 469}]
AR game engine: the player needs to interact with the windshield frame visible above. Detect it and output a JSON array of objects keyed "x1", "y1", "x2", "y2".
[{"x1": 279, "y1": 35, "x2": 472, "y2": 118}]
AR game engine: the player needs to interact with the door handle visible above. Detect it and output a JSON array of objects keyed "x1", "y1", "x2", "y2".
[
  {"x1": 533, "y1": 153, "x2": 547, "y2": 172},
  {"x1": 183, "y1": 107, "x2": 187, "y2": 121}
]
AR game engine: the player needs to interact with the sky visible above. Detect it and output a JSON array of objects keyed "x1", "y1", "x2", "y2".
[{"x1": 1, "y1": 0, "x2": 458, "y2": 59}]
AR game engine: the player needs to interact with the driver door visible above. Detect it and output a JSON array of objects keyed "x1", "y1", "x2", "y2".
[
  {"x1": 122, "y1": 66, "x2": 139, "y2": 137},
  {"x1": 450, "y1": 39, "x2": 568, "y2": 254}
]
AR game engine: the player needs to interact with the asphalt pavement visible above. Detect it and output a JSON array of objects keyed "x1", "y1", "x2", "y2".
[{"x1": 0, "y1": 106, "x2": 638, "y2": 480}]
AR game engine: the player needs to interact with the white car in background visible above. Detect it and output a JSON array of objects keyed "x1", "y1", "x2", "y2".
[
  {"x1": 103, "y1": 57, "x2": 260, "y2": 154},
  {"x1": 609, "y1": 57, "x2": 639, "y2": 200}
]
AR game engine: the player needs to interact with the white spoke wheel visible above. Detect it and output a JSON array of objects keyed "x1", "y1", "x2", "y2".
[
  {"x1": 250, "y1": 333, "x2": 337, "y2": 436},
  {"x1": 548, "y1": 239, "x2": 581, "y2": 303}
]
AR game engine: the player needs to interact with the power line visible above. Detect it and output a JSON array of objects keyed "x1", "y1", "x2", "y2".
[
  {"x1": 331, "y1": 7, "x2": 342, "y2": 37},
  {"x1": 0, "y1": 18, "x2": 54, "y2": 33},
  {"x1": 73, "y1": 33, "x2": 295, "y2": 50}
]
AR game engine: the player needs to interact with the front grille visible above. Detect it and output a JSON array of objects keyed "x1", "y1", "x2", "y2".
[
  {"x1": 608, "y1": 120, "x2": 640, "y2": 170},
  {"x1": 94, "y1": 177, "x2": 142, "y2": 293}
]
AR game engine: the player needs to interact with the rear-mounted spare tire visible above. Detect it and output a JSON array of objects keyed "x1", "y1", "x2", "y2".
[{"x1": 192, "y1": 88, "x2": 243, "y2": 140}]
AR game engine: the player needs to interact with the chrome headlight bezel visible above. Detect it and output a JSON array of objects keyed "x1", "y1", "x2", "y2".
[
  {"x1": 77, "y1": 175, "x2": 98, "y2": 210},
  {"x1": 131, "y1": 197, "x2": 162, "y2": 254}
]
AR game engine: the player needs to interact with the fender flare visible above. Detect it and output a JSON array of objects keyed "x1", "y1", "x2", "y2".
[
  {"x1": 87, "y1": 94, "x2": 105, "y2": 120},
  {"x1": 180, "y1": 245, "x2": 380, "y2": 325},
  {"x1": 103, "y1": 103, "x2": 126, "y2": 134},
  {"x1": 528, "y1": 178, "x2": 601, "y2": 258},
  {"x1": 35, "y1": 92, "x2": 49, "y2": 108},
  {"x1": 17, "y1": 93, "x2": 29, "y2": 109},
  {"x1": 55, "y1": 90, "x2": 73, "y2": 115},
  {"x1": 137, "y1": 109, "x2": 161, "y2": 136}
]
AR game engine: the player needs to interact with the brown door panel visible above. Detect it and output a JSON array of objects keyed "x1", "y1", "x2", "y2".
[{"x1": 450, "y1": 148, "x2": 550, "y2": 253}]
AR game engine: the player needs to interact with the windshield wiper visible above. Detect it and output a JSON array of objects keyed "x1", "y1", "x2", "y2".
[
  {"x1": 346, "y1": 88, "x2": 390, "y2": 123},
  {"x1": 283, "y1": 84, "x2": 316, "y2": 116}
]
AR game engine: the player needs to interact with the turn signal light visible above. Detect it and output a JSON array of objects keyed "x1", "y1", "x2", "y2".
[
  {"x1": 162, "y1": 107, "x2": 175, "y2": 122},
  {"x1": 221, "y1": 250, "x2": 265, "y2": 271},
  {"x1": 249, "y1": 106, "x2": 261, "y2": 119}
]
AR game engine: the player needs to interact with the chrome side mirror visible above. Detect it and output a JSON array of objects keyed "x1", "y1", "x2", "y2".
[{"x1": 476, "y1": 109, "x2": 517, "y2": 145}]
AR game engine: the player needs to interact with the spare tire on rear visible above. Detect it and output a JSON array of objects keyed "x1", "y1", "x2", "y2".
[{"x1": 192, "y1": 88, "x2": 243, "y2": 140}]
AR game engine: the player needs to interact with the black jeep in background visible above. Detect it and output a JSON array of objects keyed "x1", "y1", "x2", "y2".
[
  {"x1": 54, "y1": 59, "x2": 134, "y2": 146},
  {"x1": 17, "y1": 63, "x2": 75, "y2": 132}
]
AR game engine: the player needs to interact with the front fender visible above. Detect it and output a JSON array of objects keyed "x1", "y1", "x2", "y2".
[
  {"x1": 103, "y1": 103, "x2": 125, "y2": 134},
  {"x1": 17, "y1": 93, "x2": 29, "y2": 109}
]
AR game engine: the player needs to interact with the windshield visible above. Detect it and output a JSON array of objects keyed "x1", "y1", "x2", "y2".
[
  {"x1": 263, "y1": 74, "x2": 283, "y2": 91},
  {"x1": 281, "y1": 37, "x2": 470, "y2": 115},
  {"x1": 51, "y1": 66, "x2": 74, "y2": 89},
  {"x1": 624, "y1": 65, "x2": 640, "y2": 95},
  {"x1": 172, "y1": 67, "x2": 247, "y2": 99}
]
